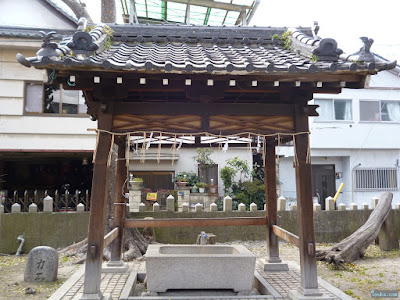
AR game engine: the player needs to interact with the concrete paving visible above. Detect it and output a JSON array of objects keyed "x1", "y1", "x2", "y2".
[{"x1": 50, "y1": 259, "x2": 352, "y2": 300}]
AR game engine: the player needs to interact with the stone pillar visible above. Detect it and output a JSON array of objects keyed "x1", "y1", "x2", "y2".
[
  {"x1": 361, "y1": 203, "x2": 369, "y2": 210},
  {"x1": 325, "y1": 196, "x2": 335, "y2": 211},
  {"x1": 313, "y1": 203, "x2": 321, "y2": 211},
  {"x1": 176, "y1": 186, "x2": 191, "y2": 212},
  {"x1": 138, "y1": 202, "x2": 146, "y2": 212},
  {"x1": 223, "y1": 196, "x2": 232, "y2": 212},
  {"x1": 204, "y1": 194, "x2": 218, "y2": 211},
  {"x1": 29, "y1": 203, "x2": 38, "y2": 213},
  {"x1": 250, "y1": 203, "x2": 257, "y2": 212},
  {"x1": 371, "y1": 196, "x2": 379, "y2": 209},
  {"x1": 337, "y1": 203, "x2": 346, "y2": 211},
  {"x1": 11, "y1": 203, "x2": 21, "y2": 213},
  {"x1": 182, "y1": 202, "x2": 189, "y2": 212},
  {"x1": 76, "y1": 203, "x2": 85, "y2": 212},
  {"x1": 153, "y1": 202, "x2": 160, "y2": 212},
  {"x1": 210, "y1": 203, "x2": 217, "y2": 212},
  {"x1": 349, "y1": 203, "x2": 358, "y2": 210},
  {"x1": 195, "y1": 203, "x2": 203, "y2": 212},
  {"x1": 277, "y1": 196, "x2": 287, "y2": 211},
  {"x1": 166, "y1": 195, "x2": 175, "y2": 212},
  {"x1": 289, "y1": 203, "x2": 297, "y2": 211},
  {"x1": 128, "y1": 182, "x2": 142, "y2": 212},
  {"x1": 43, "y1": 195, "x2": 53, "y2": 212},
  {"x1": 395, "y1": 203, "x2": 400, "y2": 210},
  {"x1": 238, "y1": 203, "x2": 246, "y2": 212}
]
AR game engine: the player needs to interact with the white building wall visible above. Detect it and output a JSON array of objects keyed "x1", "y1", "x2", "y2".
[{"x1": 130, "y1": 147, "x2": 252, "y2": 195}]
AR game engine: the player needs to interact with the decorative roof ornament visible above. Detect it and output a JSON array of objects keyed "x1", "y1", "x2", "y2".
[
  {"x1": 36, "y1": 31, "x2": 61, "y2": 59},
  {"x1": 340, "y1": 37, "x2": 376, "y2": 63},
  {"x1": 289, "y1": 25, "x2": 343, "y2": 62},
  {"x1": 312, "y1": 21, "x2": 320, "y2": 40}
]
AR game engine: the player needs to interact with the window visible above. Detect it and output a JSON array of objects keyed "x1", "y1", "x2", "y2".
[
  {"x1": 360, "y1": 100, "x2": 400, "y2": 122},
  {"x1": 354, "y1": 168, "x2": 398, "y2": 191},
  {"x1": 25, "y1": 82, "x2": 86, "y2": 114},
  {"x1": 314, "y1": 99, "x2": 352, "y2": 121}
]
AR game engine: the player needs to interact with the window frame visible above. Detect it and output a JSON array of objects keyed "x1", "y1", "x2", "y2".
[
  {"x1": 24, "y1": 81, "x2": 87, "y2": 116},
  {"x1": 313, "y1": 98, "x2": 353, "y2": 122},
  {"x1": 359, "y1": 99, "x2": 400, "y2": 123},
  {"x1": 354, "y1": 167, "x2": 399, "y2": 191}
]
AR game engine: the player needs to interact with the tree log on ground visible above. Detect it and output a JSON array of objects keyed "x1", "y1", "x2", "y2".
[{"x1": 316, "y1": 192, "x2": 393, "y2": 268}]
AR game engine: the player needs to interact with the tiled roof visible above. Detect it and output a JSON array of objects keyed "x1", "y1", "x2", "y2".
[{"x1": 17, "y1": 23, "x2": 397, "y2": 75}]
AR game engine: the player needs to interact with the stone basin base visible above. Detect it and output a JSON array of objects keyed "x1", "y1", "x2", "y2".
[{"x1": 145, "y1": 244, "x2": 256, "y2": 293}]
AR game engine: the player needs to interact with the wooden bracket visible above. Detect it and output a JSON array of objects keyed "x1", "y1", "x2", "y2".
[
  {"x1": 308, "y1": 242, "x2": 315, "y2": 256},
  {"x1": 90, "y1": 244, "x2": 97, "y2": 259}
]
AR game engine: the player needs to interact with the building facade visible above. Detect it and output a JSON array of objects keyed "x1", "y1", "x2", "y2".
[{"x1": 279, "y1": 61, "x2": 400, "y2": 208}]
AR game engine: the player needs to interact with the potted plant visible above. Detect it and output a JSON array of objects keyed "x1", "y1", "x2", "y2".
[
  {"x1": 191, "y1": 184, "x2": 198, "y2": 193},
  {"x1": 131, "y1": 177, "x2": 143, "y2": 187},
  {"x1": 197, "y1": 182, "x2": 207, "y2": 193},
  {"x1": 175, "y1": 174, "x2": 189, "y2": 186}
]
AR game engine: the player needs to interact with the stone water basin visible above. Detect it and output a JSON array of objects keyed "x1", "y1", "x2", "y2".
[{"x1": 145, "y1": 244, "x2": 256, "y2": 293}]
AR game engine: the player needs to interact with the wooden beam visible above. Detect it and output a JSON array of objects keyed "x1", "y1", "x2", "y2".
[
  {"x1": 124, "y1": 217, "x2": 268, "y2": 228},
  {"x1": 110, "y1": 136, "x2": 127, "y2": 262},
  {"x1": 103, "y1": 227, "x2": 119, "y2": 248},
  {"x1": 82, "y1": 109, "x2": 113, "y2": 297},
  {"x1": 112, "y1": 103, "x2": 295, "y2": 116},
  {"x1": 265, "y1": 139, "x2": 281, "y2": 263},
  {"x1": 272, "y1": 225, "x2": 299, "y2": 247},
  {"x1": 294, "y1": 103, "x2": 321, "y2": 294}
]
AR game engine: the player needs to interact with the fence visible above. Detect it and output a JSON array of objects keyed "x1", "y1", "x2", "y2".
[{"x1": 1, "y1": 189, "x2": 90, "y2": 213}]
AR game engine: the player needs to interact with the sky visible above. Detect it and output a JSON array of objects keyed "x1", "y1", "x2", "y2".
[{"x1": 83, "y1": 0, "x2": 400, "y2": 63}]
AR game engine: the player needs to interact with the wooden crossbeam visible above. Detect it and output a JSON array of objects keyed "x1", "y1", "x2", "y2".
[
  {"x1": 103, "y1": 227, "x2": 119, "y2": 248},
  {"x1": 272, "y1": 225, "x2": 299, "y2": 247},
  {"x1": 125, "y1": 217, "x2": 268, "y2": 228}
]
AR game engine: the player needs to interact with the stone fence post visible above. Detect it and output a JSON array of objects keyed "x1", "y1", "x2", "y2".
[
  {"x1": 223, "y1": 196, "x2": 232, "y2": 212},
  {"x1": 166, "y1": 195, "x2": 175, "y2": 212},
  {"x1": 349, "y1": 203, "x2": 358, "y2": 210},
  {"x1": 11, "y1": 203, "x2": 21, "y2": 213},
  {"x1": 153, "y1": 202, "x2": 160, "y2": 212},
  {"x1": 238, "y1": 203, "x2": 246, "y2": 212},
  {"x1": 43, "y1": 195, "x2": 53, "y2": 212},
  {"x1": 139, "y1": 202, "x2": 146, "y2": 212},
  {"x1": 361, "y1": 203, "x2": 369, "y2": 210},
  {"x1": 277, "y1": 196, "x2": 286, "y2": 211},
  {"x1": 313, "y1": 203, "x2": 321, "y2": 211},
  {"x1": 210, "y1": 203, "x2": 217, "y2": 212},
  {"x1": 289, "y1": 203, "x2": 297, "y2": 211},
  {"x1": 337, "y1": 203, "x2": 346, "y2": 211},
  {"x1": 29, "y1": 203, "x2": 38, "y2": 213},
  {"x1": 182, "y1": 202, "x2": 189, "y2": 212},
  {"x1": 250, "y1": 203, "x2": 257, "y2": 212},
  {"x1": 0, "y1": 204, "x2": 3, "y2": 214},
  {"x1": 195, "y1": 203, "x2": 203, "y2": 212},
  {"x1": 76, "y1": 203, "x2": 85, "y2": 212},
  {"x1": 325, "y1": 196, "x2": 335, "y2": 211},
  {"x1": 396, "y1": 203, "x2": 400, "y2": 210}
]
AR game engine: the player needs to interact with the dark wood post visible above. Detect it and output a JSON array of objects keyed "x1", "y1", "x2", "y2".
[
  {"x1": 291, "y1": 104, "x2": 323, "y2": 298},
  {"x1": 110, "y1": 136, "x2": 127, "y2": 263},
  {"x1": 264, "y1": 139, "x2": 281, "y2": 262},
  {"x1": 82, "y1": 112, "x2": 113, "y2": 298}
]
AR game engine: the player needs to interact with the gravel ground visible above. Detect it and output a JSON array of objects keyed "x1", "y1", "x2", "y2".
[
  {"x1": 222, "y1": 240, "x2": 400, "y2": 300},
  {"x1": 0, "y1": 241, "x2": 399, "y2": 299}
]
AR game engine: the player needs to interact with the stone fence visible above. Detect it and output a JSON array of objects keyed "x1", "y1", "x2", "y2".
[
  {"x1": 131, "y1": 195, "x2": 400, "y2": 213},
  {"x1": 1, "y1": 195, "x2": 87, "y2": 214}
]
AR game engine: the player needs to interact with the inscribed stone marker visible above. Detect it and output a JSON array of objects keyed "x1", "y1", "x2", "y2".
[{"x1": 24, "y1": 246, "x2": 58, "y2": 282}]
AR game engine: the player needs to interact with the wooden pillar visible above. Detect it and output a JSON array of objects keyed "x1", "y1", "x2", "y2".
[
  {"x1": 264, "y1": 139, "x2": 281, "y2": 262},
  {"x1": 292, "y1": 105, "x2": 322, "y2": 297},
  {"x1": 110, "y1": 136, "x2": 127, "y2": 262},
  {"x1": 82, "y1": 113, "x2": 112, "y2": 299}
]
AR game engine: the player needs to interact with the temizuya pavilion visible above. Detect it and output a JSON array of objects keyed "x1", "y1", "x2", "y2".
[{"x1": 18, "y1": 21, "x2": 396, "y2": 300}]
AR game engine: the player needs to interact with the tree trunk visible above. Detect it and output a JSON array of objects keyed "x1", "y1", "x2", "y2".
[
  {"x1": 316, "y1": 192, "x2": 393, "y2": 268},
  {"x1": 61, "y1": 0, "x2": 93, "y2": 22},
  {"x1": 101, "y1": 0, "x2": 116, "y2": 23}
]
